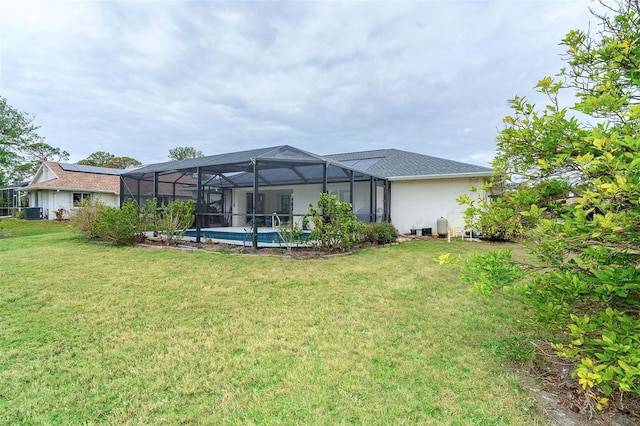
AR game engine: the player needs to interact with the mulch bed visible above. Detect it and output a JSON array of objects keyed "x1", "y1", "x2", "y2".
[
  {"x1": 138, "y1": 237, "x2": 360, "y2": 258},
  {"x1": 526, "y1": 341, "x2": 640, "y2": 426}
]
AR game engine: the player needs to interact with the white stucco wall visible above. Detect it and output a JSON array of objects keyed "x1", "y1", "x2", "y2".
[
  {"x1": 389, "y1": 177, "x2": 487, "y2": 235},
  {"x1": 230, "y1": 181, "x2": 384, "y2": 227},
  {"x1": 232, "y1": 184, "x2": 326, "y2": 227},
  {"x1": 29, "y1": 190, "x2": 119, "y2": 220},
  {"x1": 227, "y1": 176, "x2": 483, "y2": 235},
  {"x1": 292, "y1": 184, "x2": 323, "y2": 223}
]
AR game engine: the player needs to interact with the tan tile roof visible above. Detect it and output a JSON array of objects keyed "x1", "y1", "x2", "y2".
[{"x1": 25, "y1": 162, "x2": 120, "y2": 194}]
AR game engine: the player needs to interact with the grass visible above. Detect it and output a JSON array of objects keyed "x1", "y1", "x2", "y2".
[{"x1": 0, "y1": 219, "x2": 543, "y2": 424}]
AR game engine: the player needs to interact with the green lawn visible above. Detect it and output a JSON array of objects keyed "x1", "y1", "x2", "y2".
[{"x1": 0, "y1": 219, "x2": 543, "y2": 424}]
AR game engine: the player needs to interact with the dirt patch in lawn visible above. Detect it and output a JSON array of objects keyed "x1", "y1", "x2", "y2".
[{"x1": 525, "y1": 341, "x2": 639, "y2": 426}]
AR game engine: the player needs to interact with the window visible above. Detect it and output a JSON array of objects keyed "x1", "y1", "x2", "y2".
[
  {"x1": 338, "y1": 190, "x2": 351, "y2": 203},
  {"x1": 280, "y1": 194, "x2": 291, "y2": 213},
  {"x1": 330, "y1": 190, "x2": 351, "y2": 203},
  {"x1": 73, "y1": 193, "x2": 92, "y2": 205}
]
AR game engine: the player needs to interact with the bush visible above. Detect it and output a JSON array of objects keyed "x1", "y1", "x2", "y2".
[
  {"x1": 460, "y1": 2, "x2": 640, "y2": 406},
  {"x1": 155, "y1": 199, "x2": 195, "y2": 245},
  {"x1": 361, "y1": 222, "x2": 399, "y2": 244},
  {"x1": 475, "y1": 197, "x2": 525, "y2": 242},
  {"x1": 279, "y1": 221, "x2": 306, "y2": 253},
  {"x1": 303, "y1": 193, "x2": 362, "y2": 252},
  {"x1": 89, "y1": 200, "x2": 146, "y2": 245},
  {"x1": 70, "y1": 198, "x2": 105, "y2": 236},
  {"x1": 71, "y1": 198, "x2": 195, "y2": 246},
  {"x1": 462, "y1": 246, "x2": 640, "y2": 406},
  {"x1": 458, "y1": 188, "x2": 532, "y2": 242}
]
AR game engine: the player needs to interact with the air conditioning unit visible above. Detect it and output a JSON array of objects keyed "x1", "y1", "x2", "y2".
[{"x1": 24, "y1": 207, "x2": 43, "y2": 220}]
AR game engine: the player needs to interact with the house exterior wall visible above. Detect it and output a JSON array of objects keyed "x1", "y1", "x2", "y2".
[
  {"x1": 40, "y1": 165, "x2": 57, "y2": 182},
  {"x1": 292, "y1": 184, "x2": 323, "y2": 224},
  {"x1": 93, "y1": 193, "x2": 120, "y2": 207},
  {"x1": 29, "y1": 190, "x2": 119, "y2": 220},
  {"x1": 232, "y1": 185, "x2": 324, "y2": 227},
  {"x1": 389, "y1": 177, "x2": 487, "y2": 235},
  {"x1": 222, "y1": 176, "x2": 487, "y2": 235},
  {"x1": 229, "y1": 181, "x2": 383, "y2": 227}
]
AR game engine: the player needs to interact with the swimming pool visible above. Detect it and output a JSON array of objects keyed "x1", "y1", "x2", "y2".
[{"x1": 182, "y1": 227, "x2": 312, "y2": 246}]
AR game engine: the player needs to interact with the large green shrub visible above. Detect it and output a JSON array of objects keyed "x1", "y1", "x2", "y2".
[
  {"x1": 361, "y1": 221, "x2": 399, "y2": 244},
  {"x1": 462, "y1": 1, "x2": 640, "y2": 409},
  {"x1": 303, "y1": 193, "x2": 362, "y2": 252},
  {"x1": 72, "y1": 198, "x2": 195, "y2": 246},
  {"x1": 155, "y1": 199, "x2": 195, "y2": 245},
  {"x1": 458, "y1": 182, "x2": 563, "y2": 242},
  {"x1": 89, "y1": 200, "x2": 146, "y2": 245},
  {"x1": 69, "y1": 198, "x2": 105, "y2": 237},
  {"x1": 458, "y1": 194, "x2": 525, "y2": 242}
]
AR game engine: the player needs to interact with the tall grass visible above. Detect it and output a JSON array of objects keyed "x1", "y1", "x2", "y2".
[{"x1": 0, "y1": 219, "x2": 542, "y2": 424}]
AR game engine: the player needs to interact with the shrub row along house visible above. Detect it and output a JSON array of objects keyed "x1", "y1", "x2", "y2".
[{"x1": 23, "y1": 146, "x2": 492, "y2": 243}]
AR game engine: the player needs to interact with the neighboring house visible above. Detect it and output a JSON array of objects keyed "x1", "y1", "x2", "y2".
[
  {"x1": 24, "y1": 162, "x2": 125, "y2": 220},
  {"x1": 121, "y1": 145, "x2": 492, "y2": 239}
]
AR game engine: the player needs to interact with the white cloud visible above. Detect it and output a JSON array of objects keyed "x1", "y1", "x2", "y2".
[{"x1": 0, "y1": 0, "x2": 596, "y2": 165}]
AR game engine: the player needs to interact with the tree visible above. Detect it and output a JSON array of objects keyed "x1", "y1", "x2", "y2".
[
  {"x1": 462, "y1": 0, "x2": 640, "y2": 408},
  {"x1": 0, "y1": 96, "x2": 41, "y2": 186},
  {"x1": 11, "y1": 139, "x2": 69, "y2": 182},
  {"x1": 168, "y1": 146, "x2": 204, "y2": 161},
  {"x1": 77, "y1": 151, "x2": 115, "y2": 167},
  {"x1": 107, "y1": 156, "x2": 141, "y2": 169},
  {"x1": 77, "y1": 151, "x2": 140, "y2": 169}
]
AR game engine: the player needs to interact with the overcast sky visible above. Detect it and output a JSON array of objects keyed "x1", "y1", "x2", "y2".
[{"x1": 1, "y1": 0, "x2": 597, "y2": 166}]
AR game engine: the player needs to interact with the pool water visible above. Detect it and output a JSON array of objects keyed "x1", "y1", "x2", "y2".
[{"x1": 183, "y1": 229, "x2": 311, "y2": 244}]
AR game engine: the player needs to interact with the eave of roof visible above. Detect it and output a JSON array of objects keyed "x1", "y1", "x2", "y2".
[
  {"x1": 24, "y1": 185, "x2": 119, "y2": 194},
  {"x1": 388, "y1": 171, "x2": 494, "y2": 181}
]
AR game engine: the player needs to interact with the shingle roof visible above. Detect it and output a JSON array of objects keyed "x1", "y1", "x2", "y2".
[
  {"x1": 24, "y1": 162, "x2": 122, "y2": 193},
  {"x1": 325, "y1": 149, "x2": 492, "y2": 179}
]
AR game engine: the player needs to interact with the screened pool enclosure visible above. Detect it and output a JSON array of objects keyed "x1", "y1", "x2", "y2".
[{"x1": 120, "y1": 146, "x2": 389, "y2": 249}]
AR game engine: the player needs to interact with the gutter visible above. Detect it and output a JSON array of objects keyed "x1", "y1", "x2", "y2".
[
  {"x1": 23, "y1": 186, "x2": 120, "y2": 195},
  {"x1": 388, "y1": 171, "x2": 494, "y2": 181}
]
